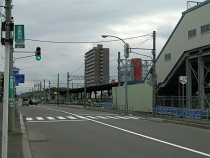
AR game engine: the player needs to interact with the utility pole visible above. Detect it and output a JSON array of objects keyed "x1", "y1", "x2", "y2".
[
  {"x1": 152, "y1": 31, "x2": 156, "y2": 115},
  {"x1": 8, "y1": 0, "x2": 14, "y2": 132},
  {"x1": 49, "y1": 81, "x2": 51, "y2": 101},
  {"x1": 84, "y1": 60, "x2": 87, "y2": 108},
  {"x1": 67, "y1": 72, "x2": 69, "y2": 101},
  {"x1": 2, "y1": 0, "x2": 12, "y2": 157},
  {"x1": 118, "y1": 52, "x2": 121, "y2": 87},
  {"x1": 39, "y1": 81, "x2": 41, "y2": 101},
  {"x1": 44, "y1": 79, "x2": 45, "y2": 102},
  {"x1": 57, "y1": 73, "x2": 59, "y2": 106}
]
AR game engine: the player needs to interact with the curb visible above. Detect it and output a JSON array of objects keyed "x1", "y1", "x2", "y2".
[
  {"x1": 20, "y1": 113, "x2": 33, "y2": 158},
  {"x1": 163, "y1": 119, "x2": 210, "y2": 130}
]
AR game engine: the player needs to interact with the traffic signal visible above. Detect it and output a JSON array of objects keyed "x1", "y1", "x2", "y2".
[
  {"x1": 35, "y1": 47, "x2": 41, "y2": 61},
  {"x1": 124, "y1": 43, "x2": 130, "y2": 58},
  {"x1": 147, "y1": 76, "x2": 152, "y2": 86}
]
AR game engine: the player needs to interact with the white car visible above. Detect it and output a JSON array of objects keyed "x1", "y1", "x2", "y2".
[{"x1": 22, "y1": 98, "x2": 29, "y2": 106}]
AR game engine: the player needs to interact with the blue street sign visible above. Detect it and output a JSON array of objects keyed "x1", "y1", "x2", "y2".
[
  {"x1": 14, "y1": 78, "x2": 19, "y2": 86},
  {"x1": 14, "y1": 74, "x2": 25, "y2": 84},
  {"x1": 13, "y1": 68, "x2": 20, "y2": 75}
]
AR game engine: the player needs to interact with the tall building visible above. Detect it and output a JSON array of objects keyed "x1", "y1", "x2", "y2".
[{"x1": 85, "y1": 44, "x2": 109, "y2": 86}]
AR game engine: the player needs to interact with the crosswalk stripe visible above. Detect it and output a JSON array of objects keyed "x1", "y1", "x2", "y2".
[
  {"x1": 36, "y1": 117, "x2": 44, "y2": 120},
  {"x1": 106, "y1": 116, "x2": 119, "y2": 119},
  {"x1": 47, "y1": 117, "x2": 55, "y2": 120},
  {"x1": 76, "y1": 116, "x2": 87, "y2": 119},
  {"x1": 66, "y1": 116, "x2": 77, "y2": 119},
  {"x1": 26, "y1": 117, "x2": 33, "y2": 121},
  {"x1": 96, "y1": 116, "x2": 109, "y2": 119},
  {"x1": 86, "y1": 116, "x2": 98, "y2": 119},
  {"x1": 25, "y1": 115, "x2": 139, "y2": 121},
  {"x1": 115, "y1": 116, "x2": 130, "y2": 119},
  {"x1": 57, "y1": 116, "x2": 66, "y2": 120}
]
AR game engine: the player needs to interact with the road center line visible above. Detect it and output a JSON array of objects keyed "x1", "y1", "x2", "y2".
[{"x1": 40, "y1": 106, "x2": 210, "y2": 157}]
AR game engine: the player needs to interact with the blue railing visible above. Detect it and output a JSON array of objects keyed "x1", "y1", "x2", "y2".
[{"x1": 155, "y1": 106, "x2": 210, "y2": 120}]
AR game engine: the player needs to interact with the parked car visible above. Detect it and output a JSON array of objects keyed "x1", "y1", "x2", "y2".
[
  {"x1": 22, "y1": 98, "x2": 29, "y2": 106},
  {"x1": 29, "y1": 99, "x2": 38, "y2": 105}
]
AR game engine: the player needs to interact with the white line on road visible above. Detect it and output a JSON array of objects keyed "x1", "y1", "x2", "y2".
[
  {"x1": 27, "y1": 120, "x2": 86, "y2": 123},
  {"x1": 96, "y1": 116, "x2": 109, "y2": 119},
  {"x1": 66, "y1": 116, "x2": 77, "y2": 119},
  {"x1": 26, "y1": 117, "x2": 33, "y2": 121},
  {"x1": 57, "y1": 116, "x2": 66, "y2": 120},
  {"x1": 40, "y1": 106, "x2": 210, "y2": 157},
  {"x1": 47, "y1": 117, "x2": 55, "y2": 120},
  {"x1": 36, "y1": 117, "x2": 44, "y2": 120},
  {"x1": 86, "y1": 116, "x2": 98, "y2": 119}
]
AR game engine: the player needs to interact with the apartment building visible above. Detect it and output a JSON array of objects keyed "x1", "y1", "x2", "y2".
[{"x1": 85, "y1": 44, "x2": 109, "y2": 86}]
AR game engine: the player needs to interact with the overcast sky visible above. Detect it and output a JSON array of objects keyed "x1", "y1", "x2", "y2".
[{"x1": 0, "y1": 0, "x2": 203, "y2": 94}]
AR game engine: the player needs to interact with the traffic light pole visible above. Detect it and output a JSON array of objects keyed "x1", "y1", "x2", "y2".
[{"x1": 2, "y1": 0, "x2": 12, "y2": 157}]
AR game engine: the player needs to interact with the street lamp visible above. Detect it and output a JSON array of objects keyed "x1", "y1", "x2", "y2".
[{"x1": 102, "y1": 35, "x2": 129, "y2": 113}]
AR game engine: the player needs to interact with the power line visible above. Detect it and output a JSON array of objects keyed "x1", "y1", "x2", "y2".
[{"x1": 25, "y1": 34, "x2": 152, "y2": 44}]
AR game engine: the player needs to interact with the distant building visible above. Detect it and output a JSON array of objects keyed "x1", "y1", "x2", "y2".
[
  {"x1": 85, "y1": 44, "x2": 109, "y2": 86},
  {"x1": 120, "y1": 58, "x2": 150, "y2": 82}
]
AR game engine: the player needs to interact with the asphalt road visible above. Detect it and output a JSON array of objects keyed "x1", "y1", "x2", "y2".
[{"x1": 19, "y1": 104, "x2": 210, "y2": 158}]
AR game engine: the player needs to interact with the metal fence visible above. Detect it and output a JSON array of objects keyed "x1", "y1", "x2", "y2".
[
  {"x1": 156, "y1": 96, "x2": 210, "y2": 109},
  {"x1": 148, "y1": 106, "x2": 210, "y2": 125}
]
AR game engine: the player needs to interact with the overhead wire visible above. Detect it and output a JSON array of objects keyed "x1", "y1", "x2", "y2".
[{"x1": 25, "y1": 34, "x2": 152, "y2": 44}]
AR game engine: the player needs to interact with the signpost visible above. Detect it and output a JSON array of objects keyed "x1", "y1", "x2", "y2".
[
  {"x1": 9, "y1": 76, "x2": 14, "y2": 107},
  {"x1": 14, "y1": 25, "x2": 25, "y2": 48},
  {"x1": 179, "y1": 76, "x2": 187, "y2": 108}
]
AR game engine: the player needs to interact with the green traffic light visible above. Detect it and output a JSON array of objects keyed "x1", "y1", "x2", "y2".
[{"x1": 36, "y1": 56, "x2": 41, "y2": 61}]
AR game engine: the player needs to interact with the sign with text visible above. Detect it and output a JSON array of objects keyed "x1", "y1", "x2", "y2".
[{"x1": 15, "y1": 25, "x2": 25, "y2": 48}]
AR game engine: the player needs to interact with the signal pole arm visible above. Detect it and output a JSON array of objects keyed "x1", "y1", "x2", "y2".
[{"x1": 13, "y1": 55, "x2": 35, "y2": 63}]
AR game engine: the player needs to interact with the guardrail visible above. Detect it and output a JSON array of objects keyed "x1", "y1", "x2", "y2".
[{"x1": 148, "y1": 106, "x2": 210, "y2": 125}]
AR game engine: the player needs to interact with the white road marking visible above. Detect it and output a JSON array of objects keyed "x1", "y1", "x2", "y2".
[
  {"x1": 86, "y1": 116, "x2": 98, "y2": 119},
  {"x1": 66, "y1": 116, "x2": 77, "y2": 119},
  {"x1": 36, "y1": 117, "x2": 44, "y2": 120},
  {"x1": 27, "y1": 120, "x2": 86, "y2": 123},
  {"x1": 57, "y1": 116, "x2": 66, "y2": 120},
  {"x1": 106, "y1": 116, "x2": 119, "y2": 119},
  {"x1": 26, "y1": 117, "x2": 33, "y2": 121},
  {"x1": 39, "y1": 106, "x2": 210, "y2": 157},
  {"x1": 47, "y1": 117, "x2": 55, "y2": 120},
  {"x1": 115, "y1": 116, "x2": 130, "y2": 119},
  {"x1": 76, "y1": 116, "x2": 87, "y2": 119},
  {"x1": 96, "y1": 116, "x2": 109, "y2": 119}
]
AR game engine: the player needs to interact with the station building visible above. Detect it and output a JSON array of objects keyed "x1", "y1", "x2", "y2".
[{"x1": 112, "y1": 0, "x2": 210, "y2": 111}]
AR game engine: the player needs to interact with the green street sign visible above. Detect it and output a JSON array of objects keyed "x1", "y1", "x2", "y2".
[
  {"x1": 15, "y1": 25, "x2": 25, "y2": 48},
  {"x1": 9, "y1": 75, "x2": 14, "y2": 99}
]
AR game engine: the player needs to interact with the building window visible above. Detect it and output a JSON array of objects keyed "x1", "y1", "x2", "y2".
[
  {"x1": 188, "y1": 29, "x2": 196, "y2": 38},
  {"x1": 165, "y1": 53, "x2": 171, "y2": 62},
  {"x1": 201, "y1": 24, "x2": 210, "y2": 34}
]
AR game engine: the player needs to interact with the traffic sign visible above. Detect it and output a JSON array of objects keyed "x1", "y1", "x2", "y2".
[
  {"x1": 9, "y1": 75, "x2": 14, "y2": 98},
  {"x1": 15, "y1": 25, "x2": 25, "y2": 48},
  {"x1": 14, "y1": 74, "x2": 25, "y2": 83},
  {"x1": 111, "y1": 79, "x2": 116, "y2": 84},
  {"x1": 179, "y1": 76, "x2": 187, "y2": 84}
]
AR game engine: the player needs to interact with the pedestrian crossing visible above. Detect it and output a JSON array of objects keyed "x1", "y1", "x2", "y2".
[{"x1": 25, "y1": 115, "x2": 139, "y2": 122}]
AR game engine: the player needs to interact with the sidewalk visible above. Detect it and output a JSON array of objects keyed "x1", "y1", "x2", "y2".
[{"x1": 0, "y1": 103, "x2": 23, "y2": 158}]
